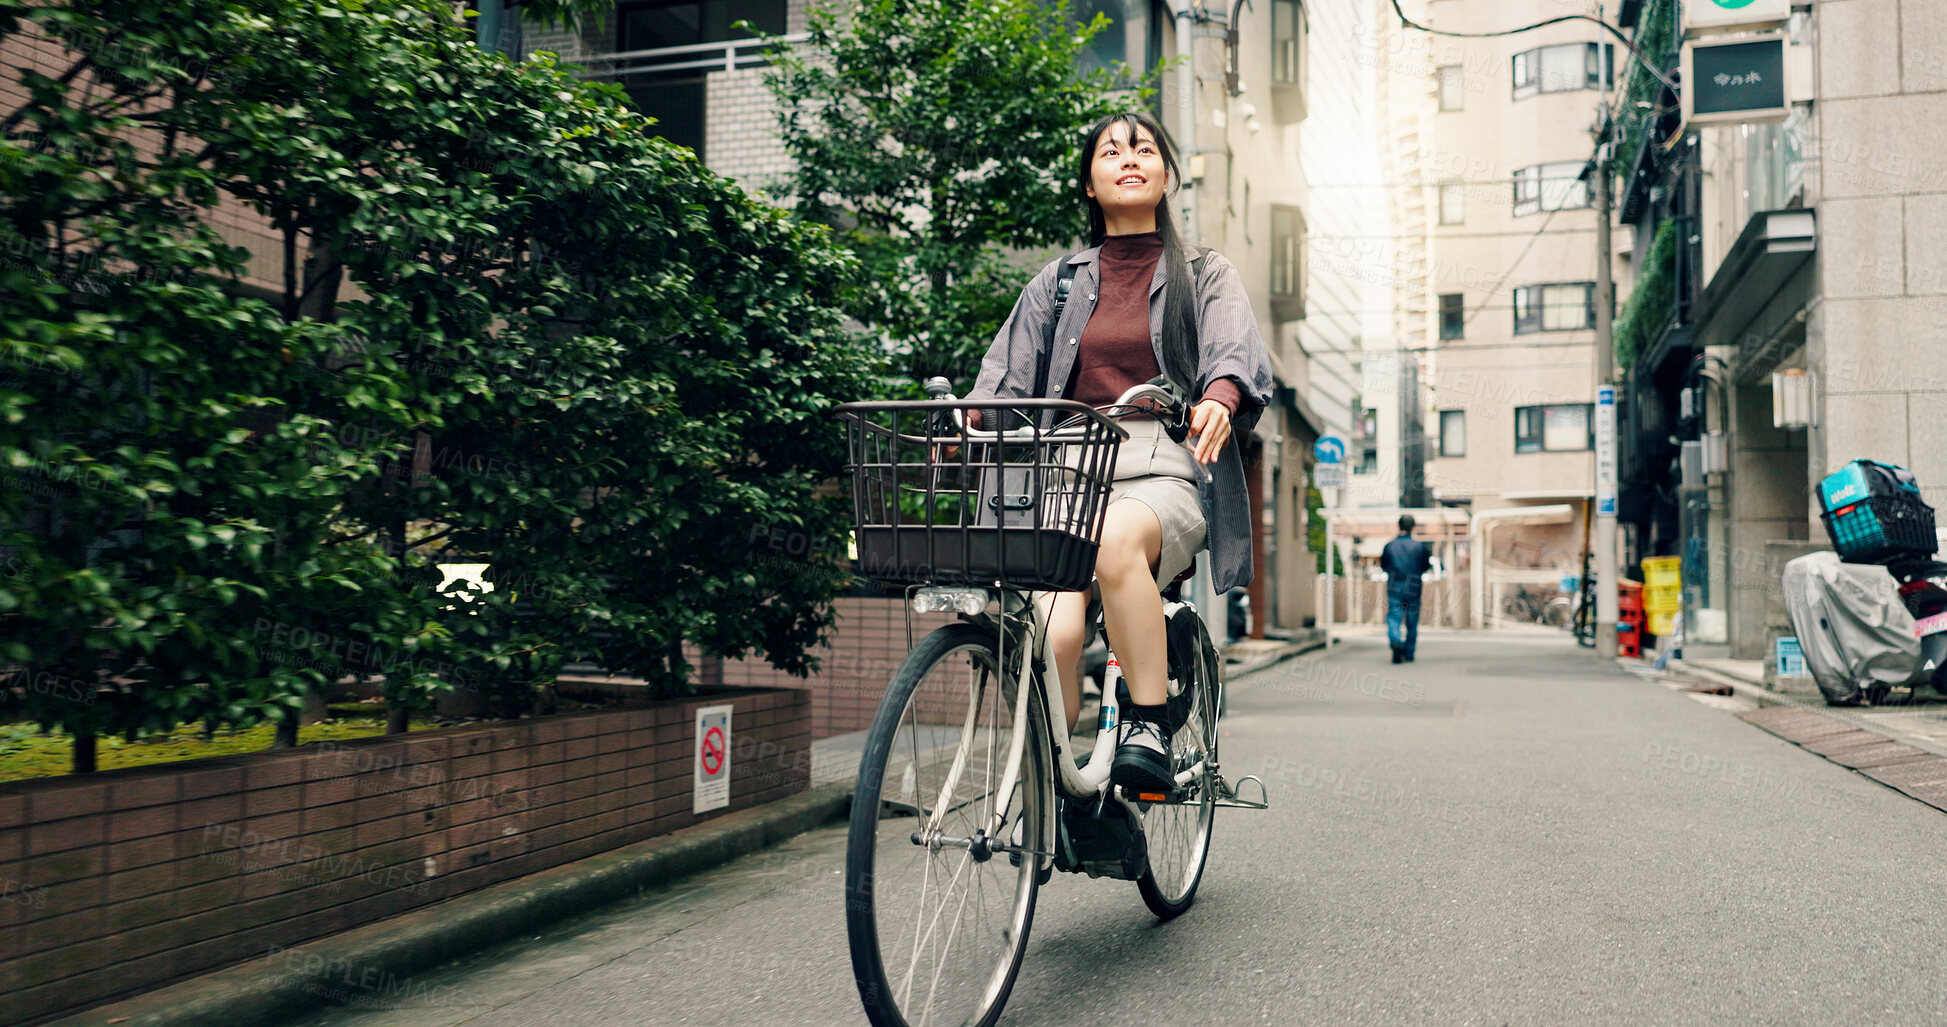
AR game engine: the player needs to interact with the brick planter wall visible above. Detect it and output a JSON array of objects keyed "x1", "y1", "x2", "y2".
[
  {"x1": 0, "y1": 686, "x2": 807, "y2": 1025},
  {"x1": 693, "y1": 597, "x2": 955, "y2": 740}
]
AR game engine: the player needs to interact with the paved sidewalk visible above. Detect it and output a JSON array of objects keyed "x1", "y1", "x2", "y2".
[{"x1": 1659, "y1": 655, "x2": 1947, "y2": 815}]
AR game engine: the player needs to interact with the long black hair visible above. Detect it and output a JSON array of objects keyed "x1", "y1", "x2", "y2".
[{"x1": 1076, "y1": 111, "x2": 1200, "y2": 397}]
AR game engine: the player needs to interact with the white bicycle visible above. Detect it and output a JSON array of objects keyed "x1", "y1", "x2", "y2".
[{"x1": 833, "y1": 382, "x2": 1269, "y2": 1027}]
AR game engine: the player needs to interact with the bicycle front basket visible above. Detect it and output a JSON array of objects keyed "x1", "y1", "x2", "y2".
[{"x1": 834, "y1": 400, "x2": 1124, "y2": 592}]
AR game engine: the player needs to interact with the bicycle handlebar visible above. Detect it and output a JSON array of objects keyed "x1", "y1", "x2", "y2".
[
  {"x1": 832, "y1": 397, "x2": 1134, "y2": 443},
  {"x1": 834, "y1": 381, "x2": 1188, "y2": 444}
]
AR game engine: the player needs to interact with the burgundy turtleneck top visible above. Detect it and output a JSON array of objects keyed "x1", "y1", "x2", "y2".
[{"x1": 1066, "y1": 231, "x2": 1242, "y2": 416}]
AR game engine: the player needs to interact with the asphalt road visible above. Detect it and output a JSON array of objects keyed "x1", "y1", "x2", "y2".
[{"x1": 287, "y1": 629, "x2": 1947, "y2": 1026}]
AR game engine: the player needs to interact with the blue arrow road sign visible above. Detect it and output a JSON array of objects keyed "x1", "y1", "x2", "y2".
[{"x1": 1314, "y1": 436, "x2": 1346, "y2": 464}]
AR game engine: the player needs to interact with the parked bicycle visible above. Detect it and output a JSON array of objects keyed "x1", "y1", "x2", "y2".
[
  {"x1": 1498, "y1": 584, "x2": 1572, "y2": 628},
  {"x1": 833, "y1": 381, "x2": 1268, "y2": 1027},
  {"x1": 1571, "y1": 565, "x2": 1597, "y2": 647}
]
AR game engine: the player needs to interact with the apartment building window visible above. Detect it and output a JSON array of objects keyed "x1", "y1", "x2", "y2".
[
  {"x1": 1511, "y1": 43, "x2": 1612, "y2": 100},
  {"x1": 1438, "y1": 410, "x2": 1465, "y2": 457},
  {"x1": 1437, "y1": 65, "x2": 1464, "y2": 111},
  {"x1": 1270, "y1": 204, "x2": 1305, "y2": 322},
  {"x1": 616, "y1": 1, "x2": 788, "y2": 159},
  {"x1": 1438, "y1": 182, "x2": 1465, "y2": 225},
  {"x1": 1273, "y1": 0, "x2": 1301, "y2": 84},
  {"x1": 619, "y1": 0, "x2": 785, "y2": 51},
  {"x1": 1072, "y1": 0, "x2": 1164, "y2": 83},
  {"x1": 1512, "y1": 282, "x2": 1595, "y2": 334},
  {"x1": 1514, "y1": 403, "x2": 1593, "y2": 454},
  {"x1": 1512, "y1": 161, "x2": 1592, "y2": 216},
  {"x1": 1438, "y1": 293, "x2": 1465, "y2": 339},
  {"x1": 1355, "y1": 405, "x2": 1379, "y2": 440}
]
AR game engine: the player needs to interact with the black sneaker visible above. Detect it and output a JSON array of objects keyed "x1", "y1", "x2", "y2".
[{"x1": 1111, "y1": 717, "x2": 1176, "y2": 796}]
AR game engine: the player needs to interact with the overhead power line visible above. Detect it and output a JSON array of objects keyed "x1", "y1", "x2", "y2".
[{"x1": 1385, "y1": 0, "x2": 1679, "y2": 94}]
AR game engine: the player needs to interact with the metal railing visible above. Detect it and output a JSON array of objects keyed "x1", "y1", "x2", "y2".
[{"x1": 573, "y1": 33, "x2": 810, "y2": 80}]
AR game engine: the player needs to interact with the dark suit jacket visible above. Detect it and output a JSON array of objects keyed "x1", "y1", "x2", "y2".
[{"x1": 1381, "y1": 533, "x2": 1432, "y2": 598}]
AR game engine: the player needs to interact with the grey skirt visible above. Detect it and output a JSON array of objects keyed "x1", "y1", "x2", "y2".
[{"x1": 1106, "y1": 419, "x2": 1206, "y2": 585}]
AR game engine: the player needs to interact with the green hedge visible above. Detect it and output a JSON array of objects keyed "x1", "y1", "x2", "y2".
[
  {"x1": 0, "y1": 0, "x2": 878, "y2": 769},
  {"x1": 1613, "y1": 218, "x2": 1676, "y2": 372}
]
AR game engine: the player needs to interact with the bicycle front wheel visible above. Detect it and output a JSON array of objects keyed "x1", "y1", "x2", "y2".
[
  {"x1": 1136, "y1": 604, "x2": 1219, "y2": 919},
  {"x1": 846, "y1": 623, "x2": 1049, "y2": 1027}
]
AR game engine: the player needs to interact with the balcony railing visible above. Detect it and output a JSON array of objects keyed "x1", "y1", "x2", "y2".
[{"x1": 573, "y1": 34, "x2": 810, "y2": 80}]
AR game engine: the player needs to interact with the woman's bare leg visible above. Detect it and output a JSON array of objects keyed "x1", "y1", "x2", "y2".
[{"x1": 1096, "y1": 500, "x2": 1166, "y2": 706}]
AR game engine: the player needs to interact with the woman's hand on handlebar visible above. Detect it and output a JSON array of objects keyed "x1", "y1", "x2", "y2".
[{"x1": 1188, "y1": 399, "x2": 1231, "y2": 464}]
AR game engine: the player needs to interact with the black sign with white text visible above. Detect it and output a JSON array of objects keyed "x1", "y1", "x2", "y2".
[{"x1": 1691, "y1": 37, "x2": 1787, "y2": 116}]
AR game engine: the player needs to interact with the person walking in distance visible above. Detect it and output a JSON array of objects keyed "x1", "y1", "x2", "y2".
[{"x1": 1382, "y1": 514, "x2": 1433, "y2": 663}]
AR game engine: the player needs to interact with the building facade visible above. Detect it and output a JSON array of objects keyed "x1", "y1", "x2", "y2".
[
  {"x1": 1615, "y1": 0, "x2": 1947, "y2": 665},
  {"x1": 1373, "y1": 0, "x2": 1617, "y2": 625}
]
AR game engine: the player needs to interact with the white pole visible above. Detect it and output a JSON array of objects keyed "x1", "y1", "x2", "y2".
[
  {"x1": 1593, "y1": 111, "x2": 1620, "y2": 658},
  {"x1": 1322, "y1": 489, "x2": 1335, "y2": 648}
]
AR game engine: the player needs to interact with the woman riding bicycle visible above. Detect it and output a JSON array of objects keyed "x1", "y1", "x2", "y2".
[{"x1": 964, "y1": 111, "x2": 1273, "y2": 795}]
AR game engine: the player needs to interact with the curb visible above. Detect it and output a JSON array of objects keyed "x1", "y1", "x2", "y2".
[
  {"x1": 1225, "y1": 634, "x2": 1328, "y2": 678},
  {"x1": 56, "y1": 781, "x2": 854, "y2": 1027}
]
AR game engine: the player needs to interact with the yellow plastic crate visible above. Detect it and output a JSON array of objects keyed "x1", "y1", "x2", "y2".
[
  {"x1": 1647, "y1": 609, "x2": 1678, "y2": 636},
  {"x1": 1642, "y1": 555, "x2": 1681, "y2": 589},
  {"x1": 1644, "y1": 583, "x2": 1682, "y2": 613}
]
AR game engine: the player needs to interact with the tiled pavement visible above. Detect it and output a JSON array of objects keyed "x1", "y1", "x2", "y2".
[{"x1": 1740, "y1": 705, "x2": 1947, "y2": 813}]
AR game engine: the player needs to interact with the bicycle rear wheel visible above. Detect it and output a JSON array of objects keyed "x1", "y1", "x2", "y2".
[
  {"x1": 1573, "y1": 589, "x2": 1596, "y2": 647},
  {"x1": 1135, "y1": 604, "x2": 1218, "y2": 919},
  {"x1": 847, "y1": 623, "x2": 1049, "y2": 1027}
]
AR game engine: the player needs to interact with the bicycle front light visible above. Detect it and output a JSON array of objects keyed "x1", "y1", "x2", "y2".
[{"x1": 912, "y1": 587, "x2": 992, "y2": 617}]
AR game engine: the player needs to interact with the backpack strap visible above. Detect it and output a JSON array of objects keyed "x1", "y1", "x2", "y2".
[{"x1": 1033, "y1": 258, "x2": 1081, "y2": 400}]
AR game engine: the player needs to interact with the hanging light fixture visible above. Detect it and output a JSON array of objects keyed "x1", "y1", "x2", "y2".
[{"x1": 1772, "y1": 368, "x2": 1814, "y2": 429}]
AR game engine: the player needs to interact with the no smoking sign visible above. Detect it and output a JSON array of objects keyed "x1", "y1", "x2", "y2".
[{"x1": 694, "y1": 705, "x2": 733, "y2": 814}]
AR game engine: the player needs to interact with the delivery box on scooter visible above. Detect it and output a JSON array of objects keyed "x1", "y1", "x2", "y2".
[{"x1": 1818, "y1": 459, "x2": 1936, "y2": 565}]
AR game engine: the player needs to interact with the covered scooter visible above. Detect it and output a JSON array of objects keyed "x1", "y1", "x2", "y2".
[
  {"x1": 1781, "y1": 552, "x2": 1925, "y2": 705},
  {"x1": 1798, "y1": 459, "x2": 1947, "y2": 705}
]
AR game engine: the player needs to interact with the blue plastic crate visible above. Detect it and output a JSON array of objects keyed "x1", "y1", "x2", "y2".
[
  {"x1": 1818, "y1": 459, "x2": 1935, "y2": 564},
  {"x1": 1818, "y1": 459, "x2": 1919, "y2": 514}
]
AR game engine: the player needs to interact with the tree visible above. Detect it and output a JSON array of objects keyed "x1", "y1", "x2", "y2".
[
  {"x1": 1, "y1": 0, "x2": 876, "y2": 770},
  {"x1": 757, "y1": 0, "x2": 1155, "y2": 386}
]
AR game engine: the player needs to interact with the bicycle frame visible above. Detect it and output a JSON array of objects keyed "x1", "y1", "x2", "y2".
[
  {"x1": 909, "y1": 586, "x2": 1214, "y2": 873},
  {"x1": 894, "y1": 380, "x2": 1229, "y2": 868}
]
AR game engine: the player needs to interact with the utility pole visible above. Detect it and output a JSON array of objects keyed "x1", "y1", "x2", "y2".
[{"x1": 1592, "y1": 118, "x2": 1619, "y2": 659}]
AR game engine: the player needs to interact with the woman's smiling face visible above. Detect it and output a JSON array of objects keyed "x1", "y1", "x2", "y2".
[{"x1": 1085, "y1": 120, "x2": 1167, "y2": 216}]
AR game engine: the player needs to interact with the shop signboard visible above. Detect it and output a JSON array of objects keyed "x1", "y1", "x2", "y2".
[{"x1": 1682, "y1": 34, "x2": 1789, "y2": 127}]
